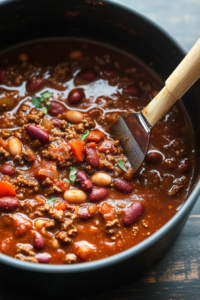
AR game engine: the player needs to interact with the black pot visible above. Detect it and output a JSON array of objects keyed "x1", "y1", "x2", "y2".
[{"x1": 0, "y1": 0, "x2": 200, "y2": 297}]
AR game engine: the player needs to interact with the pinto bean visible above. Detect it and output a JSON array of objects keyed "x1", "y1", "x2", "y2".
[
  {"x1": 76, "y1": 170, "x2": 93, "y2": 192},
  {"x1": 91, "y1": 172, "x2": 112, "y2": 186},
  {"x1": 27, "y1": 76, "x2": 44, "y2": 91},
  {"x1": 123, "y1": 85, "x2": 140, "y2": 97},
  {"x1": 51, "y1": 118, "x2": 61, "y2": 127},
  {"x1": 48, "y1": 101, "x2": 66, "y2": 116},
  {"x1": 64, "y1": 189, "x2": 87, "y2": 204},
  {"x1": 26, "y1": 124, "x2": 49, "y2": 144},
  {"x1": 122, "y1": 202, "x2": 145, "y2": 226},
  {"x1": 34, "y1": 219, "x2": 46, "y2": 229},
  {"x1": 65, "y1": 110, "x2": 83, "y2": 123},
  {"x1": 85, "y1": 146, "x2": 99, "y2": 168},
  {"x1": 146, "y1": 152, "x2": 163, "y2": 164},
  {"x1": 33, "y1": 232, "x2": 45, "y2": 250},
  {"x1": 68, "y1": 88, "x2": 85, "y2": 104},
  {"x1": 114, "y1": 178, "x2": 134, "y2": 193},
  {"x1": 8, "y1": 137, "x2": 22, "y2": 156},
  {"x1": 0, "y1": 197, "x2": 19, "y2": 211},
  {"x1": 1, "y1": 164, "x2": 15, "y2": 176},
  {"x1": 36, "y1": 252, "x2": 51, "y2": 263},
  {"x1": 89, "y1": 187, "x2": 108, "y2": 202}
]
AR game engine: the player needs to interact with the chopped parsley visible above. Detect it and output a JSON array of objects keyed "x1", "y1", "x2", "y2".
[
  {"x1": 31, "y1": 91, "x2": 53, "y2": 114},
  {"x1": 80, "y1": 130, "x2": 90, "y2": 141},
  {"x1": 63, "y1": 178, "x2": 70, "y2": 183},
  {"x1": 69, "y1": 167, "x2": 77, "y2": 184},
  {"x1": 42, "y1": 101, "x2": 51, "y2": 115},
  {"x1": 49, "y1": 195, "x2": 56, "y2": 206},
  {"x1": 118, "y1": 159, "x2": 128, "y2": 173}
]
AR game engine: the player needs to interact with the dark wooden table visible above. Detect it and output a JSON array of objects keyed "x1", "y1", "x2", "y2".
[{"x1": 1, "y1": 1, "x2": 200, "y2": 299}]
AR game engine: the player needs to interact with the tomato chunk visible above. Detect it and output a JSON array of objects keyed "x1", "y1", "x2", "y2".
[
  {"x1": 0, "y1": 181, "x2": 16, "y2": 197},
  {"x1": 68, "y1": 139, "x2": 85, "y2": 162},
  {"x1": 86, "y1": 130, "x2": 104, "y2": 143}
]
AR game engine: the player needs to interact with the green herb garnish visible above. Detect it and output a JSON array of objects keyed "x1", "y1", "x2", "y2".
[
  {"x1": 49, "y1": 195, "x2": 56, "y2": 206},
  {"x1": 80, "y1": 130, "x2": 90, "y2": 141},
  {"x1": 40, "y1": 91, "x2": 53, "y2": 102},
  {"x1": 69, "y1": 167, "x2": 77, "y2": 184},
  {"x1": 118, "y1": 159, "x2": 128, "y2": 173},
  {"x1": 32, "y1": 95, "x2": 41, "y2": 108},
  {"x1": 63, "y1": 178, "x2": 70, "y2": 183},
  {"x1": 31, "y1": 91, "x2": 53, "y2": 114}
]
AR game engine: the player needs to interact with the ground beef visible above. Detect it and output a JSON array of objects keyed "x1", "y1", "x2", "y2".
[
  {"x1": 49, "y1": 208, "x2": 65, "y2": 222},
  {"x1": 11, "y1": 175, "x2": 39, "y2": 192},
  {"x1": 15, "y1": 254, "x2": 38, "y2": 263},
  {"x1": 21, "y1": 148, "x2": 36, "y2": 162},
  {"x1": 55, "y1": 231, "x2": 71, "y2": 243},
  {"x1": 168, "y1": 176, "x2": 188, "y2": 196},
  {"x1": 27, "y1": 109, "x2": 45, "y2": 124},
  {"x1": 17, "y1": 244, "x2": 35, "y2": 256},
  {"x1": 0, "y1": 147, "x2": 10, "y2": 160},
  {"x1": 65, "y1": 254, "x2": 77, "y2": 263}
]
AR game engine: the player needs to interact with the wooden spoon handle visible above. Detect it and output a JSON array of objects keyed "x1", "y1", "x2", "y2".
[{"x1": 142, "y1": 38, "x2": 200, "y2": 127}]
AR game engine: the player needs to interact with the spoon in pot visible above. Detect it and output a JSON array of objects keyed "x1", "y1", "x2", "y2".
[{"x1": 110, "y1": 39, "x2": 200, "y2": 174}]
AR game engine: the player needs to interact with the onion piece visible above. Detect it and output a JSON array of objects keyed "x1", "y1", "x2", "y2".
[
  {"x1": 0, "y1": 97, "x2": 15, "y2": 110},
  {"x1": 38, "y1": 168, "x2": 59, "y2": 179},
  {"x1": 42, "y1": 119, "x2": 53, "y2": 133}
]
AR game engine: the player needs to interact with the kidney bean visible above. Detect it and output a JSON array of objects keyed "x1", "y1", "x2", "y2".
[
  {"x1": 48, "y1": 101, "x2": 66, "y2": 116},
  {"x1": 0, "y1": 197, "x2": 19, "y2": 211},
  {"x1": 89, "y1": 187, "x2": 108, "y2": 202},
  {"x1": 76, "y1": 170, "x2": 93, "y2": 192},
  {"x1": 36, "y1": 252, "x2": 51, "y2": 264},
  {"x1": 68, "y1": 88, "x2": 85, "y2": 104},
  {"x1": 146, "y1": 152, "x2": 163, "y2": 164},
  {"x1": 33, "y1": 232, "x2": 45, "y2": 250},
  {"x1": 78, "y1": 206, "x2": 94, "y2": 220},
  {"x1": 26, "y1": 124, "x2": 49, "y2": 144},
  {"x1": 1, "y1": 164, "x2": 15, "y2": 176},
  {"x1": 123, "y1": 85, "x2": 140, "y2": 97},
  {"x1": 85, "y1": 146, "x2": 99, "y2": 168},
  {"x1": 80, "y1": 69, "x2": 96, "y2": 81},
  {"x1": 26, "y1": 76, "x2": 44, "y2": 91},
  {"x1": 88, "y1": 108, "x2": 102, "y2": 118},
  {"x1": 179, "y1": 159, "x2": 190, "y2": 173},
  {"x1": 102, "y1": 65, "x2": 116, "y2": 78},
  {"x1": 122, "y1": 202, "x2": 145, "y2": 226},
  {"x1": 114, "y1": 178, "x2": 134, "y2": 193},
  {"x1": 0, "y1": 68, "x2": 5, "y2": 83},
  {"x1": 51, "y1": 117, "x2": 61, "y2": 127}
]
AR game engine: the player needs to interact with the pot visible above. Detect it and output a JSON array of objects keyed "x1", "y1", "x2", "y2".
[{"x1": 0, "y1": 0, "x2": 200, "y2": 296}]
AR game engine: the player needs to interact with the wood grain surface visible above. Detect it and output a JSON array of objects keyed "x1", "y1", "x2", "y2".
[{"x1": 0, "y1": 1, "x2": 200, "y2": 299}]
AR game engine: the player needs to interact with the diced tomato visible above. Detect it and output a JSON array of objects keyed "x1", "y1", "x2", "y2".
[
  {"x1": 100, "y1": 202, "x2": 116, "y2": 221},
  {"x1": 68, "y1": 139, "x2": 85, "y2": 162},
  {"x1": 34, "y1": 160, "x2": 57, "y2": 181},
  {"x1": 0, "y1": 138, "x2": 8, "y2": 150},
  {"x1": 54, "y1": 201, "x2": 72, "y2": 211},
  {"x1": 0, "y1": 181, "x2": 16, "y2": 197},
  {"x1": 13, "y1": 215, "x2": 32, "y2": 236},
  {"x1": 98, "y1": 139, "x2": 116, "y2": 153},
  {"x1": 74, "y1": 241, "x2": 96, "y2": 261},
  {"x1": 86, "y1": 130, "x2": 104, "y2": 143},
  {"x1": 85, "y1": 142, "x2": 96, "y2": 149},
  {"x1": 53, "y1": 179, "x2": 70, "y2": 193}
]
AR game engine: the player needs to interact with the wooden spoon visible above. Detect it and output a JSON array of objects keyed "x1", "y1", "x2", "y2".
[{"x1": 110, "y1": 39, "x2": 200, "y2": 173}]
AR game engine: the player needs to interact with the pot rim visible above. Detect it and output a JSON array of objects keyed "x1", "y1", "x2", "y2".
[{"x1": 0, "y1": 0, "x2": 199, "y2": 273}]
